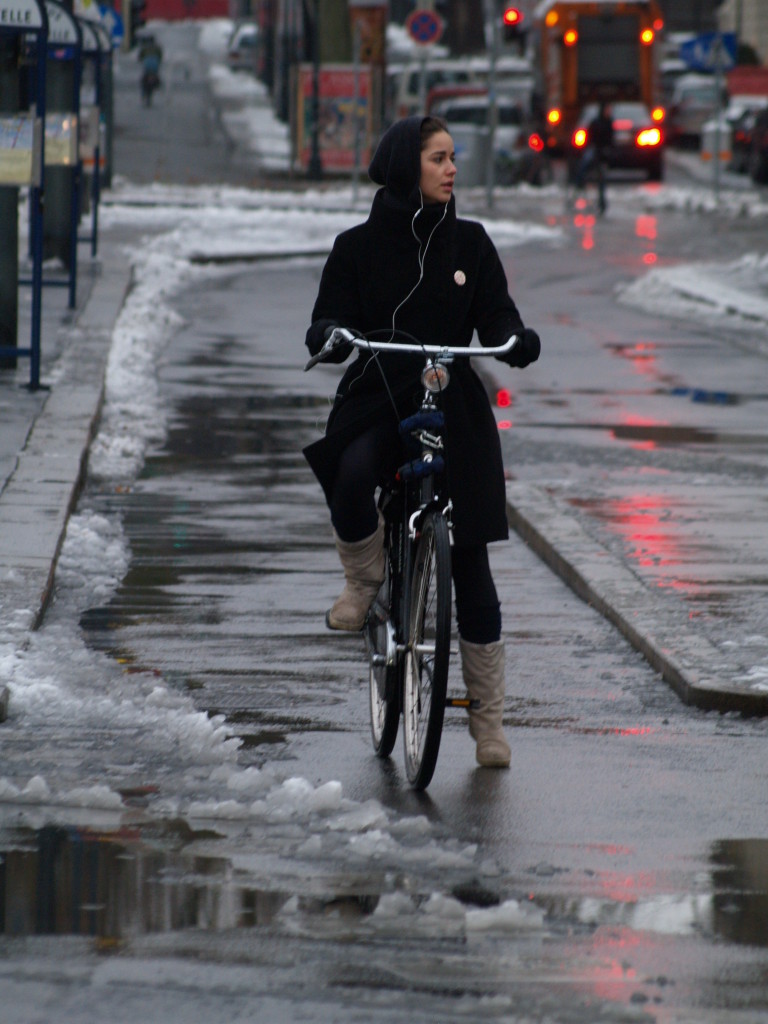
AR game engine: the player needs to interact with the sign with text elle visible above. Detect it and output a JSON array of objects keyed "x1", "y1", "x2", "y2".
[
  {"x1": 0, "y1": 0, "x2": 45, "y2": 29},
  {"x1": 45, "y1": 0, "x2": 80, "y2": 45},
  {"x1": 296, "y1": 65, "x2": 375, "y2": 173}
]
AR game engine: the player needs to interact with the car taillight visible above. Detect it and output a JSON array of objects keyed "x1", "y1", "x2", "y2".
[
  {"x1": 528, "y1": 132, "x2": 545, "y2": 152},
  {"x1": 637, "y1": 127, "x2": 662, "y2": 147},
  {"x1": 573, "y1": 128, "x2": 587, "y2": 148}
]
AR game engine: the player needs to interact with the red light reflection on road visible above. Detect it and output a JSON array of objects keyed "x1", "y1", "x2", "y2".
[
  {"x1": 569, "y1": 492, "x2": 705, "y2": 600},
  {"x1": 636, "y1": 213, "x2": 657, "y2": 266},
  {"x1": 612, "y1": 412, "x2": 661, "y2": 448},
  {"x1": 635, "y1": 215, "x2": 657, "y2": 240},
  {"x1": 608, "y1": 493, "x2": 680, "y2": 567},
  {"x1": 573, "y1": 198, "x2": 596, "y2": 250},
  {"x1": 569, "y1": 922, "x2": 660, "y2": 1007},
  {"x1": 619, "y1": 343, "x2": 657, "y2": 375},
  {"x1": 570, "y1": 492, "x2": 683, "y2": 572},
  {"x1": 497, "y1": 420, "x2": 512, "y2": 430}
]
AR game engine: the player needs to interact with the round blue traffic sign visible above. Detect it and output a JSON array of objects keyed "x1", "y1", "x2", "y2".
[{"x1": 406, "y1": 8, "x2": 444, "y2": 46}]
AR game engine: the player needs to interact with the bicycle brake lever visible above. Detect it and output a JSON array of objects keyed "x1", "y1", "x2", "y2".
[
  {"x1": 304, "y1": 351, "x2": 325, "y2": 371},
  {"x1": 304, "y1": 328, "x2": 357, "y2": 371}
]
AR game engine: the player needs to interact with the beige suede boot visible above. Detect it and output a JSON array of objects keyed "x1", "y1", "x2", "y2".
[
  {"x1": 326, "y1": 513, "x2": 386, "y2": 632},
  {"x1": 459, "y1": 638, "x2": 511, "y2": 768}
]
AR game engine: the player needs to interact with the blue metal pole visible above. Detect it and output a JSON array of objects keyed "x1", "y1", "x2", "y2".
[
  {"x1": 67, "y1": 43, "x2": 81, "y2": 309},
  {"x1": 30, "y1": 22, "x2": 48, "y2": 391}
]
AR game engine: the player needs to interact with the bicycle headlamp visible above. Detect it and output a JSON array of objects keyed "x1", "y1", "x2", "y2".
[{"x1": 421, "y1": 361, "x2": 450, "y2": 392}]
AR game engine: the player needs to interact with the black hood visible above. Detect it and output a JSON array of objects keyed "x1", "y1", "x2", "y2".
[{"x1": 368, "y1": 116, "x2": 424, "y2": 207}]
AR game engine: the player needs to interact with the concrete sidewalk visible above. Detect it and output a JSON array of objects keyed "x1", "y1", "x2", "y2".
[
  {"x1": 0, "y1": 243, "x2": 132, "y2": 720},
  {"x1": 505, "y1": 481, "x2": 767, "y2": 714}
]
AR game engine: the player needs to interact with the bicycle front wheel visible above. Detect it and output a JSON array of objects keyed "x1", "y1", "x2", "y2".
[
  {"x1": 403, "y1": 512, "x2": 452, "y2": 790},
  {"x1": 369, "y1": 559, "x2": 400, "y2": 758}
]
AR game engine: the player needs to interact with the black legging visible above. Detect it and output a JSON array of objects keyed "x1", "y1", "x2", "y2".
[{"x1": 329, "y1": 422, "x2": 501, "y2": 645}]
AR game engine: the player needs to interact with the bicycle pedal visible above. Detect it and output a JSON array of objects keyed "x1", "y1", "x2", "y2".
[{"x1": 445, "y1": 697, "x2": 479, "y2": 709}]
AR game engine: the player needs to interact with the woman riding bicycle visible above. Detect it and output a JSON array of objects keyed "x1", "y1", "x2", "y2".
[{"x1": 303, "y1": 115, "x2": 541, "y2": 769}]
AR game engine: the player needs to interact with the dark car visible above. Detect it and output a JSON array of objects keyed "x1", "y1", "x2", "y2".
[
  {"x1": 748, "y1": 107, "x2": 768, "y2": 184},
  {"x1": 569, "y1": 101, "x2": 665, "y2": 181},
  {"x1": 724, "y1": 102, "x2": 765, "y2": 174}
]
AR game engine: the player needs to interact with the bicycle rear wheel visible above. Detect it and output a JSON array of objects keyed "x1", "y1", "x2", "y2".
[{"x1": 403, "y1": 512, "x2": 451, "y2": 790}]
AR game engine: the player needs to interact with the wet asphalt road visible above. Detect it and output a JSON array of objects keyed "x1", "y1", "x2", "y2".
[
  {"x1": 69, "y1": 249, "x2": 768, "y2": 1018},
  {"x1": 8, "y1": 22, "x2": 768, "y2": 1022}
]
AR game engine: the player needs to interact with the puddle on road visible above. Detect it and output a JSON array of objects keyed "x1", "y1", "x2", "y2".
[
  {"x1": 0, "y1": 821, "x2": 376, "y2": 942},
  {"x1": 711, "y1": 839, "x2": 768, "y2": 947},
  {"x1": 610, "y1": 423, "x2": 720, "y2": 446},
  {"x1": 3, "y1": 823, "x2": 768, "y2": 949}
]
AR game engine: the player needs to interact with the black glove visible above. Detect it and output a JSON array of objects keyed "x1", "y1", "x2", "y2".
[
  {"x1": 499, "y1": 327, "x2": 541, "y2": 369},
  {"x1": 306, "y1": 319, "x2": 354, "y2": 364},
  {"x1": 322, "y1": 324, "x2": 354, "y2": 364}
]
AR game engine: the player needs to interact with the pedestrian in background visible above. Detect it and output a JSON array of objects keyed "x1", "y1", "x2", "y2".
[{"x1": 575, "y1": 101, "x2": 614, "y2": 213}]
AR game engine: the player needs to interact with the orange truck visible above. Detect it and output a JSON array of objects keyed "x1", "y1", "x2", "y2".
[{"x1": 533, "y1": 0, "x2": 664, "y2": 150}]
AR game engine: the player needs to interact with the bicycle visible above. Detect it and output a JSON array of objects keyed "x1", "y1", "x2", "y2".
[{"x1": 306, "y1": 328, "x2": 520, "y2": 790}]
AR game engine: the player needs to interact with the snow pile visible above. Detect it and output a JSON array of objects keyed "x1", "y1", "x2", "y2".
[
  {"x1": 206, "y1": 63, "x2": 290, "y2": 171},
  {"x1": 576, "y1": 892, "x2": 713, "y2": 936},
  {"x1": 100, "y1": 185, "x2": 562, "y2": 263},
  {"x1": 617, "y1": 251, "x2": 768, "y2": 334},
  {"x1": 0, "y1": 776, "x2": 123, "y2": 810},
  {"x1": 630, "y1": 179, "x2": 768, "y2": 220},
  {"x1": 88, "y1": 247, "x2": 191, "y2": 482},
  {"x1": 196, "y1": 17, "x2": 233, "y2": 56},
  {"x1": 276, "y1": 888, "x2": 545, "y2": 941},
  {"x1": 55, "y1": 511, "x2": 131, "y2": 609}
]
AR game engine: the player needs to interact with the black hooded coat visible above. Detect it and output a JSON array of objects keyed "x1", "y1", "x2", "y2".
[{"x1": 302, "y1": 116, "x2": 525, "y2": 547}]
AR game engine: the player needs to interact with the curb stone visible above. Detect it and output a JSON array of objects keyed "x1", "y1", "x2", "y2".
[
  {"x1": 505, "y1": 481, "x2": 767, "y2": 715},
  {"x1": 0, "y1": 257, "x2": 132, "y2": 723}
]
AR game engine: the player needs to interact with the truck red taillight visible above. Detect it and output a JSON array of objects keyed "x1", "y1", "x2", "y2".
[{"x1": 528, "y1": 132, "x2": 545, "y2": 152}]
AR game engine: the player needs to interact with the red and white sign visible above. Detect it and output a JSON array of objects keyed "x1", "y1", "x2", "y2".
[{"x1": 405, "y1": 8, "x2": 444, "y2": 46}]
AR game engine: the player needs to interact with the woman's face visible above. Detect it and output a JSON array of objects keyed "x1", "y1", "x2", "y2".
[{"x1": 419, "y1": 130, "x2": 456, "y2": 204}]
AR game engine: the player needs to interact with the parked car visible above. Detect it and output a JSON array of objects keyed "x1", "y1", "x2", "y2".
[
  {"x1": 431, "y1": 92, "x2": 551, "y2": 185},
  {"x1": 226, "y1": 22, "x2": 259, "y2": 73},
  {"x1": 667, "y1": 73, "x2": 726, "y2": 148},
  {"x1": 390, "y1": 60, "x2": 474, "y2": 120},
  {"x1": 727, "y1": 102, "x2": 767, "y2": 173},
  {"x1": 387, "y1": 53, "x2": 533, "y2": 122},
  {"x1": 568, "y1": 101, "x2": 664, "y2": 181},
  {"x1": 748, "y1": 107, "x2": 768, "y2": 184}
]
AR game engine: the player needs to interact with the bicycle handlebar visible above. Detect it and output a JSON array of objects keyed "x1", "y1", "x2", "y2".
[{"x1": 304, "y1": 328, "x2": 521, "y2": 371}]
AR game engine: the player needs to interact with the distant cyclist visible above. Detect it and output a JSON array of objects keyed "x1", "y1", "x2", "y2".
[
  {"x1": 575, "y1": 101, "x2": 614, "y2": 213},
  {"x1": 302, "y1": 116, "x2": 541, "y2": 768},
  {"x1": 139, "y1": 36, "x2": 163, "y2": 107}
]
